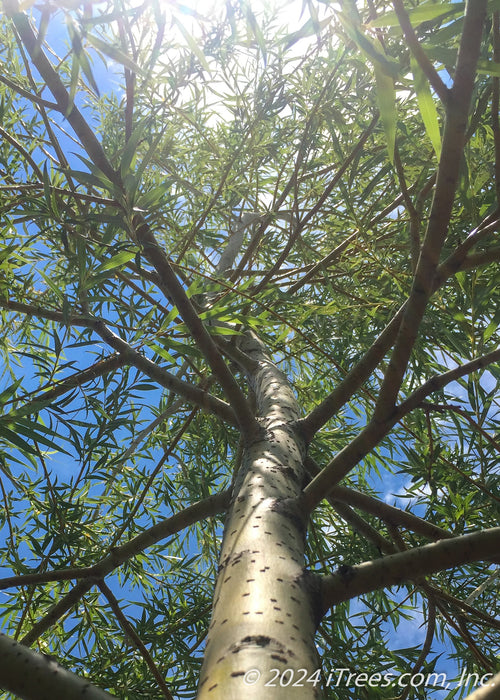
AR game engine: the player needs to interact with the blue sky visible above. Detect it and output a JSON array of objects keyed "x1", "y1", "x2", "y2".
[{"x1": 0, "y1": 1, "x2": 498, "y2": 697}]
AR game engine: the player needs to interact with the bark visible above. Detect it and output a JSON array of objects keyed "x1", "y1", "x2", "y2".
[
  {"x1": 463, "y1": 671, "x2": 500, "y2": 700},
  {"x1": 0, "y1": 633, "x2": 115, "y2": 700},
  {"x1": 197, "y1": 332, "x2": 323, "y2": 699}
]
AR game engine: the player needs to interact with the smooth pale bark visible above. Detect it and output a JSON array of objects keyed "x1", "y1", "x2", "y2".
[
  {"x1": 0, "y1": 633, "x2": 115, "y2": 700},
  {"x1": 197, "y1": 332, "x2": 323, "y2": 699},
  {"x1": 463, "y1": 671, "x2": 500, "y2": 700}
]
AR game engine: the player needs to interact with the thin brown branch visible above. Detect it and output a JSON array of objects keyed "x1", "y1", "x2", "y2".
[
  {"x1": 424, "y1": 402, "x2": 500, "y2": 453},
  {"x1": 97, "y1": 580, "x2": 174, "y2": 700},
  {"x1": 131, "y1": 216, "x2": 257, "y2": 432},
  {"x1": 17, "y1": 490, "x2": 230, "y2": 646},
  {"x1": 288, "y1": 230, "x2": 359, "y2": 295},
  {"x1": 392, "y1": 0, "x2": 449, "y2": 103},
  {"x1": 303, "y1": 348, "x2": 500, "y2": 511},
  {"x1": 1, "y1": 298, "x2": 237, "y2": 423},
  {"x1": 253, "y1": 114, "x2": 379, "y2": 296},
  {"x1": 299, "y1": 206, "x2": 499, "y2": 444},
  {"x1": 4, "y1": 0, "x2": 116, "y2": 181},
  {"x1": 0, "y1": 125, "x2": 43, "y2": 180},
  {"x1": 321, "y1": 526, "x2": 500, "y2": 610},
  {"x1": 397, "y1": 349, "x2": 500, "y2": 417},
  {"x1": 398, "y1": 598, "x2": 436, "y2": 700},
  {"x1": 492, "y1": 12, "x2": 500, "y2": 203},
  {"x1": 394, "y1": 146, "x2": 421, "y2": 272},
  {"x1": 329, "y1": 484, "x2": 452, "y2": 542},
  {"x1": 10, "y1": 354, "x2": 125, "y2": 415},
  {"x1": 92, "y1": 319, "x2": 238, "y2": 426},
  {"x1": 373, "y1": 0, "x2": 488, "y2": 421},
  {"x1": 0, "y1": 72, "x2": 59, "y2": 109}
]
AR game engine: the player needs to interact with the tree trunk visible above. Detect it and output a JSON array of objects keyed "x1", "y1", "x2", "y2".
[{"x1": 197, "y1": 332, "x2": 323, "y2": 699}]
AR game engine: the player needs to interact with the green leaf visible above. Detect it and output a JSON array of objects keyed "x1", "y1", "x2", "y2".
[
  {"x1": 476, "y1": 59, "x2": 500, "y2": 77},
  {"x1": 95, "y1": 250, "x2": 137, "y2": 274},
  {"x1": 411, "y1": 56, "x2": 441, "y2": 159},
  {"x1": 374, "y1": 64, "x2": 396, "y2": 165},
  {"x1": 339, "y1": 12, "x2": 400, "y2": 79},
  {"x1": 0, "y1": 424, "x2": 37, "y2": 455},
  {"x1": 120, "y1": 123, "x2": 146, "y2": 177},
  {"x1": 172, "y1": 17, "x2": 212, "y2": 73},
  {"x1": 0, "y1": 379, "x2": 23, "y2": 408},
  {"x1": 283, "y1": 16, "x2": 332, "y2": 49},
  {"x1": 242, "y1": 0, "x2": 267, "y2": 60},
  {"x1": 369, "y1": 1, "x2": 463, "y2": 29},
  {"x1": 85, "y1": 33, "x2": 143, "y2": 74}
]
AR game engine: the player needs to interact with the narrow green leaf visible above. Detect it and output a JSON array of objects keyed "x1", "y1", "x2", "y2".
[
  {"x1": 369, "y1": 2, "x2": 463, "y2": 29},
  {"x1": 374, "y1": 64, "x2": 396, "y2": 165},
  {"x1": 95, "y1": 250, "x2": 136, "y2": 274},
  {"x1": 85, "y1": 33, "x2": 143, "y2": 74},
  {"x1": 411, "y1": 57, "x2": 441, "y2": 159},
  {"x1": 0, "y1": 424, "x2": 37, "y2": 455},
  {"x1": 120, "y1": 123, "x2": 146, "y2": 177},
  {"x1": 0, "y1": 379, "x2": 23, "y2": 408},
  {"x1": 242, "y1": 0, "x2": 267, "y2": 60},
  {"x1": 283, "y1": 17, "x2": 331, "y2": 49},
  {"x1": 42, "y1": 161, "x2": 51, "y2": 209},
  {"x1": 339, "y1": 12, "x2": 400, "y2": 79},
  {"x1": 476, "y1": 59, "x2": 500, "y2": 77},
  {"x1": 172, "y1": 17, "x2": 211, "y2": 73}
]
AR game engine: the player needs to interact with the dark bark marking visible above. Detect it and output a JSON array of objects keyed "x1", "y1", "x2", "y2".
[
  {"x1": 337, "y1": 564, "x2": 356, "y2": 583},
  {"x1": 271, "y1": 654, "x2": 288, "y2": 664},
  {"x1": 297, "y1": 568, "x2": 324, "y2": 626},
  {"x1": 241, "y1": 635, "x2": 271, "y2": 647}
]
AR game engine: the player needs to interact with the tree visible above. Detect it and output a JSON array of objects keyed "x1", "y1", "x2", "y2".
[{"x1": 0, "y1": 0, "x2": 498, "y2": 698}]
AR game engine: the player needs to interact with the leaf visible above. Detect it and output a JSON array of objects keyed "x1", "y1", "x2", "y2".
[
  {"x1": 0, "y1": 424, "x2": 37, "y2": 455},
  {"x1": 411, "y1": 57, "x2": 441, "y2": 159},
  {"x1": 242, "y1": 0, "x2": 267, "y2": 61},
  {"x1": 283, "y1": 16, "x2": 331, "y2": 49},
  {"x1": 476, "y1": 59, "x2": 500, "y2": 77},
  {"x1": 369, "y1": 1, "x2": 463, "y2": 29},
  {"x1": 85, "y1": 33, "x2": 143, "y2": 74},
  {"x1": 339, "y1": 12, "x2": 400, "y2": 80},
  {"x1": 0, "y1": 379, "x2": 23, "y2": 408},
  {"x1": 95, "y1": 250, "x2": 137, "y2": 274},
  {"x1": 14, "y1": 420, "x2": 71, "y2": 454},
  {"x1": 374, "y1": 64, "x2": 396, "y2": 165},
  {"x1": 120, "y1": 122, "x2": 146, "y2": 176},
  {"x1": 172, "y1": 17, "x2": 211, "y2": 73}
]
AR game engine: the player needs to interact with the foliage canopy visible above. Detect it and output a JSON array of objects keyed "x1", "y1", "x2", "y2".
[{"x1": 0, "y1": 0, "x2": 499, "y2": 698}]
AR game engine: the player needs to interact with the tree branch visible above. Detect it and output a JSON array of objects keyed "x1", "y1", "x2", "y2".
[
  {"x1": 0, "y1": 298, "x2": 237, "y2": 424},
  {"x1": 3, "y1": 0, "x2": 256, "y2": 435},
  {"x1": 0, "y1": 632, "x2": 116, "y2": 699},
  {"x1": 397, "y1": 348, "x2": 500, "y2": 416},
  {"x1": 303, "y1": 348, "x2": 500, "y2": 511},
  {"x1": 373, "y1": 0, "x2": 488, "y2": 421},
  {"x1": 130, "y1": 215, "x2": 258, "y2": 433},
  {"x1": 321, "y1": 527, "x2": 500, "y2": 610},
  {"x1": 299, "y1": 214, "x2": 500, "y2": 441},
  {"x1": 17, "y1": 490, "x2": 230, "y2": 646},
  {"x1": 392, "y1": 0, "x2": 449, "y2": 103},
  {"x1": 92, "y1": 319, "x2": 238, "y2": 425},
  {"x1": 329, "y1": 484, "x2": 453, "y2": 542},
  {"x1": 11, "y1": 355, "x2": 126, "y2": 415},
  {"x1": 97, "y1": 580, "x2": 174, "y2": 700}
]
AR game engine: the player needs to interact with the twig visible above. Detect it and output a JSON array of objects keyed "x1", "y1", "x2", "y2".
[
  {"x1": 97, "y1": 580, "x2": 174, "y2": 700},
  {"x1": 321, "y1": 526, "x2": 500, "y2": 609},
  {"x1": 392, "y1": 0, "x2": 449, "y2": 103}
]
